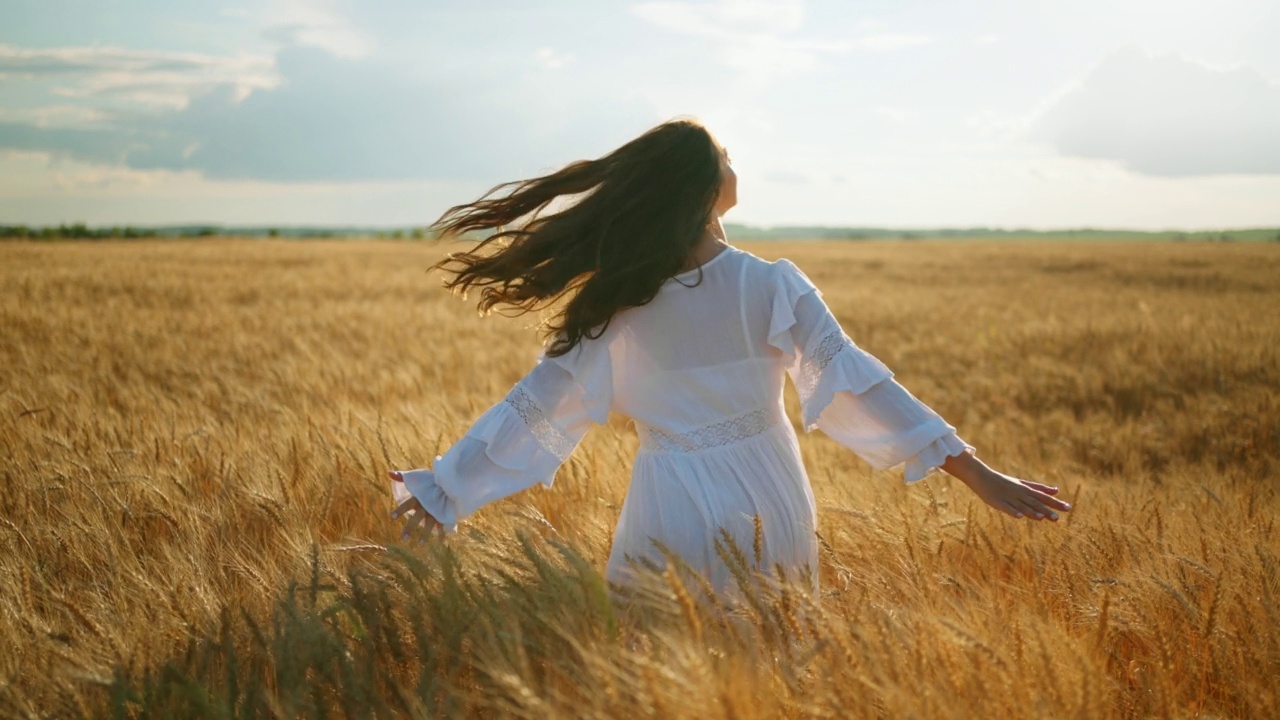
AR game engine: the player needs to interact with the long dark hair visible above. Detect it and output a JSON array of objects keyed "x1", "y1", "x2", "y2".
[{"x1": 430, "y1": 118, "x2": 723, "y2": 357}]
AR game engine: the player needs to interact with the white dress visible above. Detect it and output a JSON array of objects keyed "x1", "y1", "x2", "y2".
[{"x1": 395, "y1": 245, "x2": 973, "y2": 594}]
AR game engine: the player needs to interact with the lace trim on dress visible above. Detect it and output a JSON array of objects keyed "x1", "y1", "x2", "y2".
[
  {"x1": 638, "y1": 406, "x2": 776, "y2": 453},
  {"x1": 797, "y1": 330, "x2": 848, "y2": 406},
  {"x1": 504, "y1": 387, "x2": 575, "y2": 461}
]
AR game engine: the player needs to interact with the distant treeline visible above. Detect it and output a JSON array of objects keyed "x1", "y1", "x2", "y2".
[
  {"x1": 2, "y1": 223, "x2": 163, "y2": 239},
  {"x1": 3, "y1": 222, "x2": 1278, "y2": 242},
  {"x1": 0, "y1": 223, "x2": 440, "y2": 240}
]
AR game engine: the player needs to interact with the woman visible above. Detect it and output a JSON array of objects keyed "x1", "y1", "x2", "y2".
[{"x1": 388, "y1": 118, "x2": 1070, "y2": 594}]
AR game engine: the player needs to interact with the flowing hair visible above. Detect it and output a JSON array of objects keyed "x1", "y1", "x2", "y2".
[{"x1": 430, "y1": 118, "x2": 723, "y2": 357}]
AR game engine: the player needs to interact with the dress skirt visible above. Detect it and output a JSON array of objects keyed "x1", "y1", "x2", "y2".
[{"x1": 606, "y1": 413, "x2": 820, "y2": 595}]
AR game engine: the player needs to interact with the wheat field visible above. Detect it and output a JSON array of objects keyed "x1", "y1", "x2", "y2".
[{"x1": 1, "y1": 238, "x2": 1277, "y2": 719}]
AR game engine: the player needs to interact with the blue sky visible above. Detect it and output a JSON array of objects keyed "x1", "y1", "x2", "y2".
[{"x1": 1, "y1": 0, "x2": 1278, "y2": 229}]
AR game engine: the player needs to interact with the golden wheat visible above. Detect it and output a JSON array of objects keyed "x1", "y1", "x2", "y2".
[{"x1": 1, "y1": 238, "x2": 1277, "y2": 718}]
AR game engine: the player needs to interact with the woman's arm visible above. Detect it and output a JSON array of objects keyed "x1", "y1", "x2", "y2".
[
  {"x1": 770, "y1": 258, "x2": 1071, "y2": 521},
  {"x1": 388, "y1": 343, "x2": 611, "y2": 539}
]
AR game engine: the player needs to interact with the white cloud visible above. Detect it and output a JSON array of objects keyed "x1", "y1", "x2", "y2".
[
  {"x1": 0, "y1": 43, "x2": 654, "y2": 184},
  {"x1": 0, "y1": 149, "x2": 180, "y2": 195},
  {"x1": 974, "y1": 33, "x2": 1001, "y2": 46},
  {"x1": 632, "y1": 1, "x2": 932, "y2": 83},
  {"x1": 260, "y1": 0, "x2": 373, "y2": 59},
  {"x1": 632, "y1": 0, "x2": 845, "y2": 80},
  {"x1": 536, "y1": 47, "x2": 575, "y2": 70},
  {"x1": 0, "y1": 43, "x2": 278, "y2": 110},
  {"x1": 8, "y1": 105, "x2": 111, "y2": 128},
  {"x1": 873, "y1": 105, "x2": 918, "y2": 123},
  {"x1": 734, "y1": 141, "x2": 1280, "y2": 230},
  {"x1": 849, "y1": 34, "x2": 933, "y2": 52},
  {"x1": 632, "y1": 0, "x2": 805, "y2": 35},
  {"x1": 870, "y1": 104, "x2": 921, "y2": 122},
  {"x1": 1030, "y1": 47, "x2": 1280, "y2": 176},
  {"x1": 0, "y1": 149, "x2": 488, "y2": 226}
]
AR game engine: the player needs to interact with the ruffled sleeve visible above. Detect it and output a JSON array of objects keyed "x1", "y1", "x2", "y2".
[
  {"x1": 395, "y1": 338, "x2": 613, "y2": 531},
  {"x1": 768, "y1": 259, "x2": 975, "y2": 483}
]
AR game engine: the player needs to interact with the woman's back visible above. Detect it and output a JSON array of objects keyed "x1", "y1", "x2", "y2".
[
  {"x1": 604, "y1": 245, "x2": 784, "y2": 438},
  {"x1": 594, "y1": 246, "x2": 821, "y2": 591}
]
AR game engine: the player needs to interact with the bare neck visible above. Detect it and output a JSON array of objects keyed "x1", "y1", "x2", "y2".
[{"x1": 679, "y1": 219, "x2": 730, "y2": 273}]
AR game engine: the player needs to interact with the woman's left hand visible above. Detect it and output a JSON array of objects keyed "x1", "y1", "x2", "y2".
[
  {"x1": 969, "y1": 470, "x2": 1071, "y2": 521},
  {"x1": 387, "y1": 471, "x2": 443, "y2": 540},
  {"x1": 941, "y1": 452, "x2": 1071, "y2": 521}
]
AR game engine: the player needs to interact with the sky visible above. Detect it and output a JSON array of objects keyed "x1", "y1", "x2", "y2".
[{"x1": 1, "y1": 0, "x2": 1278, "y2": 230}]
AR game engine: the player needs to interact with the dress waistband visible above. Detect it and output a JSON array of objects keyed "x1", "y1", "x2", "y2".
[{"x1": 635, "y1": 406, "x2": 782, "y2": 454}]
